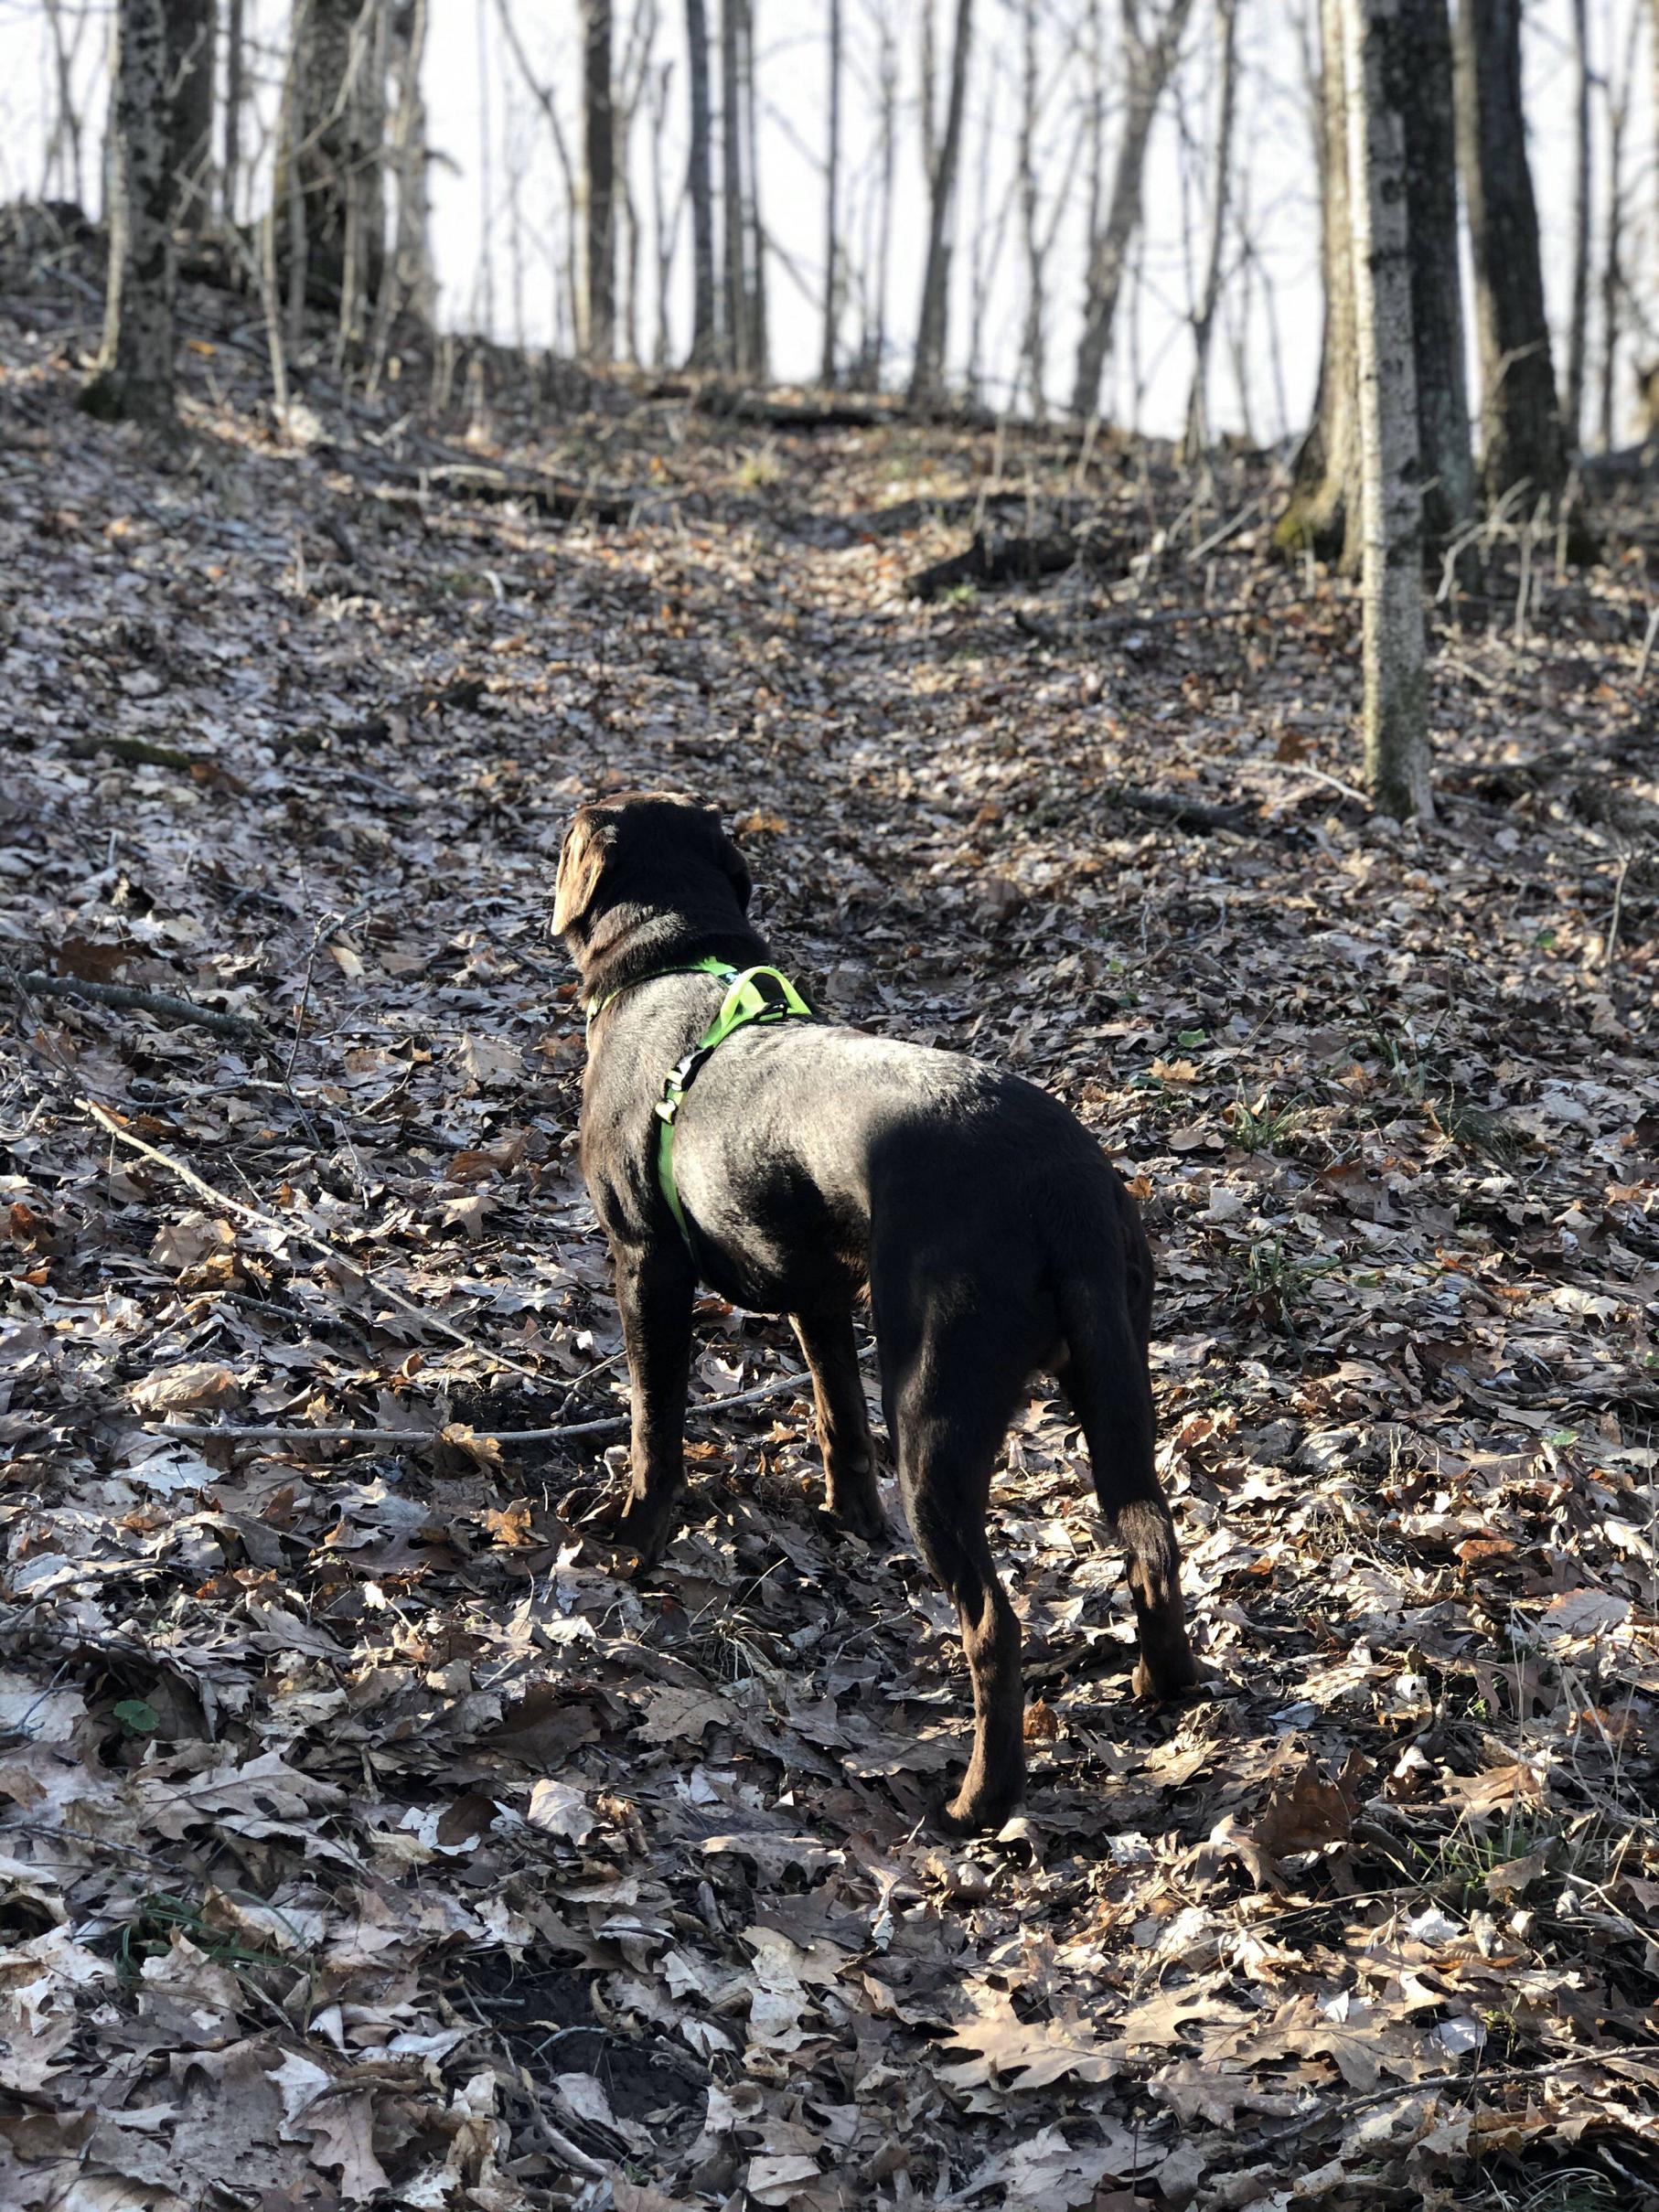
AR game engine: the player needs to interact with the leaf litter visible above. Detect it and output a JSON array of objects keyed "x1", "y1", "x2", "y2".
[{"x1": 2, "y1": 234, "x2": 1658, "y2": 2210}]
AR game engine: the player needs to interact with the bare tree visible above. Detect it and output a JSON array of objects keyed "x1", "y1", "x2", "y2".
[
  {"x1": 1565, "y1": 0, "x2": 1591, "y2": 450},
  {"x1": 822, "y1": 0, "x2": 843, "y2": 384},
  {"x1": 273, "y1": 0, "x2": 389, "y2": 343},
  {"x1": 387, "y1": 0, "x2": 434, "y2": 325},
  {"x1": 1343, "y1": 0, "x2": 1430, "y2": 820},
  {"x1": 1398, "y1": 0, "x2": 1473, "y2": 548},
  {"x1": 1070, "y1": 0, "x2": 1196, "y2": 422},
  {"x1": 1599, "y1": 0, "x2": 1643, "y2": 450},
  {"x1": 583, "y1": 0, "x2": 616, "y2": 360},
  {"x1": 1273, "y1": 0, "x2": 1360, "y2": 555},
  {"x1": 42, "y1": 0, "x2": 87, "y2": 208},
  {"x1": 647, "y1": 56, "x2": 683, "y2": 366},
  {"x1": 1183, "y1": 0, "x2": 1241, "y2": 462},
  {"x1": 82, "y1": 0, "x2": 176, "y2": 429},
  {"x1": 223, "y1": 0, "x2": 246, "y2": 221},
  {"x1": 910, "y1": 0, "x2": 975, "y2": 403},
  {"x1": 856, "y1": 0, "x2": 901, "y2": 386},
  {"x1": 722, "y1": 0, "x2": 746, "y2": 368},
  {"x1": 685, "y1": 0, "x2": 717, "y2": 363},
  {"x1": 494, "y1": 0, "x2": 582, "y2": 357},
  {"x1": 166, "y1": 0, "x2": 216, "y2": 234},
  {"x1": 1453, "y1": 0, "x2": 1567, "y2": 506}
]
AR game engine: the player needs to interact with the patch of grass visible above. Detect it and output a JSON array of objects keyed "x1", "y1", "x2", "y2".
[
  {"x1": 734, "y1": 443, "x2": 785, "y2": 489},
  {"x1": 106, "y1": 1890, "x2": 311, "y2": 1989},
  {"x1": 1355, "y1": 1010, "x2": 1528, "y2": 1164},
  {"x1": 1226, "y1": 1088, "x2": 1308, "y2": 1154},
  {"x1": 1239, "y1": 1235, "x2": 1342, "y2": 1334}
]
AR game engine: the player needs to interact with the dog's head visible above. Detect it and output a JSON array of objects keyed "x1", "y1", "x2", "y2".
[{"x1": 551, "y1": 791, "x2": 752, "y2": 943}]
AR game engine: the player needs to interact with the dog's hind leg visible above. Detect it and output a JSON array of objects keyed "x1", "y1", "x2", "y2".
[
  {"x1": 1056, "y1": 1286, "x2": 1198, "y2": 1701},
  {"x1": 790, "y1": 1304, "x2": 887, "y2": 1542},
  {"x1": 876, "y1": 1283, "x2": 1029, "y2": 1834}
]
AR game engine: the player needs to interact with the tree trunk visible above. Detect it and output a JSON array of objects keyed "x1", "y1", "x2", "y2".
[
  {"x1": 166, "y1": 0, "x2": 215, "y2": 233},
  {"x1": 1398, "y1": 0, "x2": 1473, "y2": 547},
  {"x1": 1017, "y1": 0, "x2": 1044, "y2": 414},
  {"x1": 1183, "y1": 0, "x2": 1240, "y2": 462},
  {"x1": 820, "y1": 0, "x2": 842, "y2": 384},
  {"x1": 685, "y1": 0, "x2": 716, "y2": 363},
  {"x1": 388, "y1": 0, "x2": 434, "y2": 325},
  {"x1": 273, "y1": 0, "x2": 388, "y2": 337},
  {"x1": 1070, "y1": 0, "x2": 1194, "y2": 422},
  {"x1": 83, "y1": 0, "x2": 176, "y2": 429},
  {"x1": 223, "y1": 0, "x2": 245, "y2": 221},
  {"x1": 910, "y1": 0, "x2": 974, "y2": 403},
  {"x1": 583, "y1": 0, "x2": 615, "y2": 360},
  {"x1": 1273, "y1": 0, "x2": 1360, "y2": 557},
  {"x1": 648, "y1": 59, "x2": 680, "y2": 368},
  {"x1": 1343, "y1": 0, "x2": 1430, "y2": 820},
  {"x1": 741, "y1": 0, "x2": 766, "y2": 378},
  {"x1": 720, "y1": 0, "x2": 745, "y2": 370},
  {"x1": 1564, "y1": 0, "x2": 1589, "y2": 450},
  {"x1": 1453, "y1": 0, "x2": 1567, "y2": 507}
]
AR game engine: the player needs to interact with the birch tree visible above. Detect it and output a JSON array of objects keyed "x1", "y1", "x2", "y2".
[
  {"x1": 1343, "y1": 0, "x2": 1430, "y2": 820},
  {"x1": 82, "y1": 0, "x2": 176, "y2": 429},
  {"x1": 1070, "y1": 0, "x2": 1196, "y2": 422},
  {"x1": 910, "y1": 0, "x2": 975, "y2": 403}
]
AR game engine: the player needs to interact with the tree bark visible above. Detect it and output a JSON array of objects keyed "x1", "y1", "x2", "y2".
[
  {"x1": 685, "y1": 0, "x2": 717, "y2": 363},
  {"x1": 83, "y1": 0, "x2": 176, "y2": 429},
  {"x1": 1273, "y1": 0, "x2": 1361, "y2": 558},
  {"x1": 223, "y1": 0, "x2": 245, "y2": 221},
  {"x1": 1453, "y1": 0, "x2": 1567, "y2": 507},
  {"x1": 1397, "y1": 0, "x2": 1473, "y2": 547},
  {"x1": 1070, "y1": 0, "x2": 1195, "y2": 422},
  {"x1": 583, "y1": 0, "x2": 615, "y2": 361},
  {"x1": 166, "y1": 0, "x2": 216, "y2": 234},
  {"x1": 720, "y1": 0, "x2": 745, "y2": 370},
  {"x1": 273, "y1": 0, "x2": 388, "y2": 338},
  {"x1": 909, "y1": 0, "x2": 974, "y2": 404},
  {"x1": 821, "y1": 0, "x2": 842, "y2": 385},
  {"x1": 1564, "y1": 0, "x2": 1590, "y2": 450},
  {"x1": 1343, "y1": 0, "x2": 1430, "y2": 821},
  {"x1": 387, "y1": 0, "x2": 434, "y2": 325},
  {"x1": 1183, "y1": 0, "x2": 1241, "y2": 462},
  {"x1": 740, "y1": 0, "x2": 767, "y2": 378}
]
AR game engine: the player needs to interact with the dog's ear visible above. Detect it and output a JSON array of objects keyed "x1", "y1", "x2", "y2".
[
  {"x1": 552, "y1": 810, "x2": 616, "y2": 935},
  {"x1": 710, "y1": 811, "x2": 752, "y2": 912}
]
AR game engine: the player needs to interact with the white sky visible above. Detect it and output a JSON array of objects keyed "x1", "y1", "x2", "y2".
[{"x1": 1, "y1": 0, "x2": 1650, "y2": 442}]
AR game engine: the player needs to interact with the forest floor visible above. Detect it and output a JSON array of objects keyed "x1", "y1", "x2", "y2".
[{"x1": 3, "y1": 224, "x2": 1659, "y2": 2212}]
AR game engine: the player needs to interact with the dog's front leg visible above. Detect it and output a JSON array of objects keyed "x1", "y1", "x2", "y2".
[{"x1": 612, "y1": 1240, "x2": 695, "y2": 1572}]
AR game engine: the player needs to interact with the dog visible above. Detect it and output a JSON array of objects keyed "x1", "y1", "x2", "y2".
[{"x1": 554, "y1": 791, "x2": 1197, "y2": 1833}]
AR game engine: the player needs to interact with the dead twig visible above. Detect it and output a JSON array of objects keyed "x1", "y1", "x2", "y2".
[
  {"x1": 153, "y1": 1369, "x2": 810, "y2": 1448},
  {"x1": 79, "y1": 1096, "x2": 548, "y2": 1384}
]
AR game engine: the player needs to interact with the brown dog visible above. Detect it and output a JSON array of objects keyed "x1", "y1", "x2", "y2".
[{"x1": 555, "y1": 793, "x2": 1197, "y2": 1832}]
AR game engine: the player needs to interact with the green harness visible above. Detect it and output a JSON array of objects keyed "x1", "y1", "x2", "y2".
[{"x1": 587, "y1": 956, "x2": 819, "y2": 1252}]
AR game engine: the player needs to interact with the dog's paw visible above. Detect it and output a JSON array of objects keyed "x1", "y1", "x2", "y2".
[
  {"x1": 1131, "y1": 1652, "x2": 1209, "y2": 1704},
  {"x1": 930, "y1": 1769, "x2": 1025, "y2": 1839},
  {"x1": 826, "y1": 1494, "x2": 891, "y2": 1548}
]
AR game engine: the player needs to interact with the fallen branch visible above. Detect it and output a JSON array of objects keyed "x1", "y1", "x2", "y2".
[
  {"x1": 154, "y1": 1370, "x2": 810, "y2": 1448},
  {"x1": 907, "y1": 530, "x2": 1085, "y2": 603},
  {"x1": 79, "y1": 1096, "x2": 547, "y2": 1384},
  {"x1": 1106, "y1": 787, "x2": 1258, "y2": 834},
  {"x1": 24, "y1": 972, "x2": 274, "y2": 1048}
]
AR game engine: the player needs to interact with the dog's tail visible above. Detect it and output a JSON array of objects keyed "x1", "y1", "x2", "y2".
[{"x1": 1054, "y1": 1264, "x2": 1197, "y2": 1694}]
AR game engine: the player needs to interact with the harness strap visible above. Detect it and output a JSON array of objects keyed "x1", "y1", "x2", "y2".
[{"x1": 651, "y1": 964, "x2": 818, "y2": 1251}]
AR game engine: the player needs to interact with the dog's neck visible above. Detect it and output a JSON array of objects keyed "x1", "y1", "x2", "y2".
[{"x1": 574, "y1": 897, "x2": 772, "y2": 1011}]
